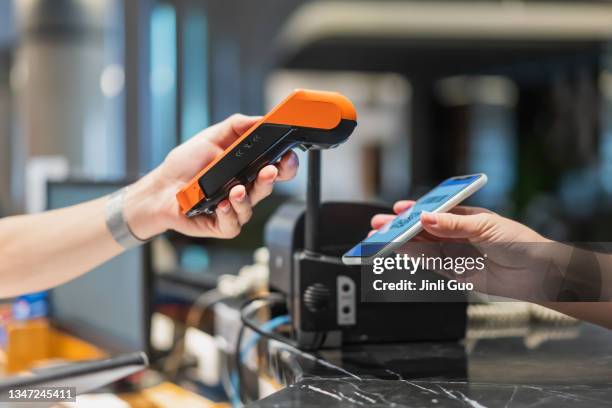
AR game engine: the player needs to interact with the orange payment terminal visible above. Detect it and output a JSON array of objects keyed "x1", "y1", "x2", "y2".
[{"x1": 176, "y1": 89, "x2": 357, "y2": 217}]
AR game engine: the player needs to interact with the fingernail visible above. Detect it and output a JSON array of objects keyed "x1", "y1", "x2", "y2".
[
  {"x1": 235, "y1": 189, "x2": 246, "y2": 202},
  {"x1": 421, "y1": 211, "x2": 437, "y2": 226},
  {"x1": 288, "y1": 153, "x2": 298, "y2": 166},
  {"x1": 219, "y1": 201, "x2": 231, "y2": 213},
  {"x1": 266, "y1": 169, "x2": 278, "y2": 184}
]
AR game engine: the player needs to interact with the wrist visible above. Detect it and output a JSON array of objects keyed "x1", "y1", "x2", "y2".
[{"x1": 124, "y1": 171, "x2": 172, "y2": 240}]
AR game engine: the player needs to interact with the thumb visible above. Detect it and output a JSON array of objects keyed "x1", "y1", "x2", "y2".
[
  {"x1": 209, "y1": 114, "x2": 261, "y2": 148},
  {"x1": 420, "y1": 211, "x2": 490, "y2": 239}
]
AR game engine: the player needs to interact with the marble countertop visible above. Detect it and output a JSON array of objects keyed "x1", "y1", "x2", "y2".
[{"x1": 251, "y1": 322, "x2": 612, "y2": 407}]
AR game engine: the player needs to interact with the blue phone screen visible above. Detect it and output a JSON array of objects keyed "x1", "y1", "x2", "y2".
[{"x1": 345, "y1": 175, "x2": 482, "y2": 258}]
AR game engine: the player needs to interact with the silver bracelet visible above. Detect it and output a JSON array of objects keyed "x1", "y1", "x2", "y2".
[{"x1": 106, "y1": 186, "x2": 147, "y2": 249}]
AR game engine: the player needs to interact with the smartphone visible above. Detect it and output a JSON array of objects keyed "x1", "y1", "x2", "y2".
[{"x1": 342, "y1": 173, "x2": 488, "y2": 265}]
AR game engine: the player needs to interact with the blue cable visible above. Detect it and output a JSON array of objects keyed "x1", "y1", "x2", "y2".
[
  {"x1": 230, "y1": 371, "x2": 241, "y2": 408},
  {"x1": 240, "y1": 315, "x2": 291, "y2": 363},
  {"x1": 230, "y1": 314, "x2": 291, "y2": 407}
]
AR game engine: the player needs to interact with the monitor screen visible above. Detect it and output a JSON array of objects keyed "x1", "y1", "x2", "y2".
[{"x1": 46, "y1": 181, "x2": 150, "y2": 354}]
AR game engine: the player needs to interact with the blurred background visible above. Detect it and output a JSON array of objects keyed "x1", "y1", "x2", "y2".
[
  {"x1": 2, "y1": 0, "x2": 612, "y2": 404},
  {"x1": 4, "y1": 0, "x2": 612, "y2": 241}
]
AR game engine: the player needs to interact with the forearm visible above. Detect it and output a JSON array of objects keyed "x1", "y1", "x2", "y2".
[
  {"x1": 539, "y1": 243, "x2": 612, "y2": 302},
  {"x1": 541, "y1": 302, "x2": 612, "y2": 329},
  {"x1": 543, "y1": 250, "x2": 612, "y2": 329},
  {"x1": 0, "y1": 115, "x2": 297, "y2": 298},
  {"x1": 0, "y1": 173, "x2": 165, "y2": 298},
  {"x1": 0, "y1": 197, "x2": 122, "y2": 297}
]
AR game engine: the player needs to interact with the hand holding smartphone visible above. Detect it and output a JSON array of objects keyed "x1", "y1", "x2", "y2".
[{"x1": 343, "y1": 174, "x2": 487, "y2": 265}]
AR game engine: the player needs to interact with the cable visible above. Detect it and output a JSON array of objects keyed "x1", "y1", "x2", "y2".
[
  {"x1": 240, "y1": 315, "x2": 292, "y2": 361},
  {"x1": 239, "y1": 295, "x2": 297, "y2": 348},
  {"x1": 222, "y1": 352, "x2": 241, "y2": 408},
  {"x1": 232, "y1": 295, "x2": 328, "y2": 404},
  {"x1": 234, "y1": 324, "x2": 248, "y2": 406},
  {"x1": 313, "y1": 331, "x2": 327, "y2": 349},
  {"x1": 163, "y1": 252, "x2": 270, "y2": 379},
  {"x1": 236, "y1": 315, "x2": 291, "y2": 403},
  {"x1": 233, "y1": 295, "x2": 294, "y2": 405},
  {"x1": 235, "y1": 295, "x2": 291, "y2": 404},
  {"x1": 164, "y1": 288, "x2": 226, "y2": 377}
]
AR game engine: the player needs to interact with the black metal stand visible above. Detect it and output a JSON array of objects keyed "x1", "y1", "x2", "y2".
[
  {"x1": 265, "y1": 150, "x2": 468, "y2": 349},
  {"x1": 305, "y1": 150, "x2": 321, "y2": 253}
]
